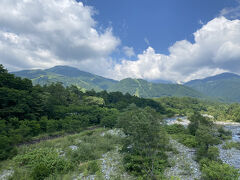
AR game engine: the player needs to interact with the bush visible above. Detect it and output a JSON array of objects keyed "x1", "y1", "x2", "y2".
[
  {"x1": 207, "y1": 146, "x2": 219, "y2": 161},
  {"x1": 223, "y1": 141, "x2": 240, "y2": 150},
  {"x1": 218, "y1": 127, "x2": 232, "y2": 140},
  {"x1": 87, "y1": 160, "x2": 100, "y2": 174},
  {"x1": 172, "y1": 134, "x2": 197, "y2": 148},
  {"x1": 69, "y1": 131, "x2": 118, "y2": 164},
  {"x1": 165, "y1": 124, "x2": 187, "y2": 134},
  {"x1": 218, "y1": 127, "x2": 232, "y2": 136},
  {"x1": 14, "y1": 148, "x2": 72, "y2": 179},
  {"x1": 0, "y1": 135, "x2": 17, "y2": 160},
  {"x1": 201, "y1": 160, "x2": 239, "y2": 180},
  {"x1": 188, "y1": 112, "x2": 213, "y2": 135},
  {"x1": 31, "y1": 163, "x2": 51, "y2": 180},
  {"x1": 100, "y1": 115, "x2": 116, "y2": 128},
  {"x1": 181, "y1": 135, "x2": 198, "y2": 148}
]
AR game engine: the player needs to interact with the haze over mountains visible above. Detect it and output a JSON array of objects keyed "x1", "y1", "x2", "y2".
[{"x1": 13, "y1": 65, "x2": 240, "y2": 102}]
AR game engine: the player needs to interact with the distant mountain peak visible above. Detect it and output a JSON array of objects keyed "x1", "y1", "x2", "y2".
[
  {"x1": 186, "y1": 72, "x2": 240, "y2": 84},
  {"x1": 185, "y1": 72, "x2": 240, "y2": 102},
  {"x1": 46, "y1": 65, "x2": 92, "y2": 77}
]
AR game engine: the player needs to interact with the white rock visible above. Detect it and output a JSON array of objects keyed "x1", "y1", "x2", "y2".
[{"x1": 69, "y1": 145, "x2": 78, "y2": 151}]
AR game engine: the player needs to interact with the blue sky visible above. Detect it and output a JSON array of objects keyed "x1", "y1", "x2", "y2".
[
  {"x1": 0, "y1": 0, "x2": 240, "y2": 82},
  {"x1": 81, "y1": 0, "x2": 237, "y2": 56}
]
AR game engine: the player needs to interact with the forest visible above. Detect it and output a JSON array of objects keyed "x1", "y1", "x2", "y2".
[{"x1": 0, "y1": 64, "x2": 240, "y2": 179}]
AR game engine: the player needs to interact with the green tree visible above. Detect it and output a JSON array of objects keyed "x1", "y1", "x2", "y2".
[{"x1": 118, "y1": 107, "x2": 168, "y2": 179}]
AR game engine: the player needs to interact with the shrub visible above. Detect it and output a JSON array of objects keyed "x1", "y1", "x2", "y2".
[
  {"x1": 100, "y1": 115, "x2": 116, "y2": 128},
  {"x1": 0, "y1": 135, "x2": 17, "y2": 160},
  {"x1": 201, "y1": 161, "x2": 239, "y2": 180},
  {"x1": 218, "y1": 127, "x2": 232, "y2": 136},
  {"x1": 223, "y1": 141, "x2": 240, "y2": 150},
  {"x1": 166, "y1": 124, "x2": 187, "y2": 134},
  {"x1": 218, "y1": 127, "x2": 232, "y2": 140},
  {"x1": 14, "y1": 148, "x2": 72, "y2": 179},
  {"x1": 31, "y1": 163, "x2": 51, "y2": 180},
  {"x1": 181, "y1": 135, "x2": 197, "y2": 148},
  {"x1": 172, "y1": 134, "x2": 197, "y2": 148},
  {"x1": 87, "y1": 160, "x2": 100, "y2": 174},
  {"x1": 207, "y1": 146, "x2": 219, "y2": 161}
]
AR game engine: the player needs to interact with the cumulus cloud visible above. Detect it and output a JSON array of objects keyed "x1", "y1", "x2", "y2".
[
  {"x1": 122, "y1": 46, "x2": 135, "y2": 57},
  {"x1": 1, "y1": 1, "x2": 240, "y2": 83},
  {"x1": 112, "y1": 17, "x2": 240, "y2": 82},
  {"x1": 0, "y1": 0, "x2": 120, "y2": 72}
]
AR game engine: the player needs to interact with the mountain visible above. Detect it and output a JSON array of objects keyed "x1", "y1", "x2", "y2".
[
  {"x1": 109, "y1": 78, "x2": 203, "y2": 98},
  {"x1": 13, "y1": 66, "x2": 117, "y2": 91},
  {"x1": 185, "y1": 72, "x2": 240, "y2": 102},
  {"x1": 13, "y1": 65, "x2": 203, "y2": 98},
  {"x1": 148, "y1": 79, "x2": 173, "y2": 84}
]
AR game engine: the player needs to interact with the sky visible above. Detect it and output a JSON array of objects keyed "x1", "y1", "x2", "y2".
[{"x1": 0, "y1": 0, "x2": 240, "y2": 83}]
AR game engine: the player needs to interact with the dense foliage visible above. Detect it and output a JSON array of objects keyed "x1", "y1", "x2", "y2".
[
  {"x1": 13, "y1": 65, "x2": 117, "y2": 91},
  {"x1": 0, "y1": 64, "x2": 166, "y2": 161},
  {"x1": 1, "y1": 64, "x2": 240, "y2": 179},
  {"x1": 156, "y1": 96, "x2": 240, "y2": 122},
  {"x1": 117, "y1": 106, "x2": 169, "y2": 179}
]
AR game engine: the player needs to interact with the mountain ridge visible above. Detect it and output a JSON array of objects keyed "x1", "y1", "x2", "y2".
[
  {"x1": 12, "y1": 65, "x2": 204, "y2": 98},
  {"x1": 185, "y1": 72, "x2": 240, "y2": 102}
]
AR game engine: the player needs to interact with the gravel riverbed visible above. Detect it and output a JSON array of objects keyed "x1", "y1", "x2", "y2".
[{"x1": 164, "y1": 139, "x2": 201, "y2": 180}]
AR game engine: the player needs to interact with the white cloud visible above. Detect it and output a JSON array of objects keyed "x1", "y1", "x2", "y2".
[
  {"x1": 220, "y1": 0, "x2": 240, "y2": 19},
  {"x1": 1, "y1": 1, "x2": 240, "y2": 83},
  {"x1": 0, "y1": 0, "x2": 120, "y2": 73},
  {"x1": 111, "y1": 17, "x2": 240, "y2": 82},
  {"x1": 122, "y1": 46, "x2": 135, "y2": 57}
]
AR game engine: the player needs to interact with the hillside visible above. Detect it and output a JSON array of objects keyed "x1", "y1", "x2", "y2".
[
  {"x1": 13, "y1": 66, "x2": 117, "y2": 91},
  {"x1": 109, "y1": 78, "x2": 204, "y2": 98},
  {"x1": 13, "y1": 66, "x2": 203, "y2": 98},
  {"x1": 1, "y1": 64, "x2": 240, "y2": 179},
  {"x1": 185, "y1": 72, "x2": 240, "y2": 102}
]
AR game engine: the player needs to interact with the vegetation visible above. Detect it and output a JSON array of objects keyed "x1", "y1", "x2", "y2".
[
  {"x1": 156, "y1": 96, "x2": 240, "y2": 122},
  {"x1": 0, "y1": 64, "x2": 167, "y2": 161},
  {"x1": 14, "y1": 65, "x2": 240, "y2": 102},
  {"x1": 222, "y1": 141, "x2": 240, "y2": 150},
  {"x1": 13, "y1": 65, "x2": 117, "y2": 91},
  {"x1": 200, "y1": 159, "x2": 239, "y2": 180},
  {"x1": 1, "y1": 64, "x2": 240, "y2": 179},
  {"x1": 108, "y1": 78, "x2": 203, "y2": 98},
  {"x1": 185, "y1": 72, "x2": 240, "y2": 102},
  {"x1": 165, "y1": 112, "x2": 239, "y2": 179},
  {"x1": 117, "y1": 106, "x2": 169, "y2": 179},
  {"x1": 13, "y1": 65, "x2": 204, "y2": 98},
  {"x1": 2, "y1": 128, "x2": 122, "y2": 180}
]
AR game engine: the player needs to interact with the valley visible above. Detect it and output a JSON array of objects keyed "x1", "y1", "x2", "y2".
[
  {"x1": 1, "y1": 0, "x2": 240, "y2": 179},
  {"x1": 1, "y1": 64, "x2": 240, "y2": 179}
]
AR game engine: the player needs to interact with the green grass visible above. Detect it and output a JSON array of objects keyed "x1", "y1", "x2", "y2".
[{"x1": 0, "y1": 128, "x2": 123, "y2": 180}]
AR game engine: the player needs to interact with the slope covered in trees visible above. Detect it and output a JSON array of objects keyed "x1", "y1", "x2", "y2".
[
  {"x1": 13, "y1": 66, "x2": 118, "y2": 91},
  {"x1": 13, "y1": 66, "x2": 204, "y2": 99},
  {"x1": 0, "y1": 64, "x2": 167, "y2": 161},
  {"x1": 185, "y1": 72, "x2": 240, "y2": 102},
  {"x1": 1, "y1": 64, "x2": 240, "y2": 179},
  {"x1": 109, "y1": 78, "x2": 204, "y2": 98}
]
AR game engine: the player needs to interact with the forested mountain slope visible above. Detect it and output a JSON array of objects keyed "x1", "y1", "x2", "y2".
[
  {"x1": 109, "y1": 78, "x2": 204, "y2": 98},
  {"x1": 13, "y1": 66, "x2": 203, "y2": 98},
  {"x1": 185, "y1": 72, "x2": 240, "y2": 102},
  {"x1": 13, "y1": 66, "x2": 118, "y2": 91}
]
